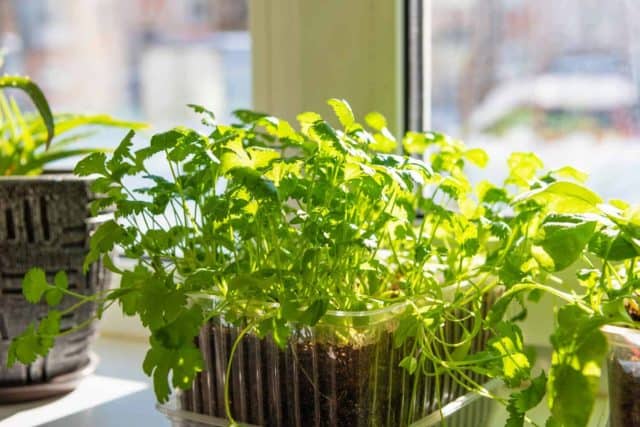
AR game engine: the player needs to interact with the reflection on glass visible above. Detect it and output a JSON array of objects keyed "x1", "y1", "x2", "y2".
[{"x1": 431, "y1": 0, "x2": 640, "y2": 200}]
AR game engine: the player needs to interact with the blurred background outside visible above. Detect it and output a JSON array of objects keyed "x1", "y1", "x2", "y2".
[
  {"x1": 0, "y1": 0, "x2": 250, "y2": 128},
  {"x1": 1, "y1": 0, "x2": 639, "y2": 199},
  {"x1": 431, "y1": 0, "x2": 640, "y2": 200}
]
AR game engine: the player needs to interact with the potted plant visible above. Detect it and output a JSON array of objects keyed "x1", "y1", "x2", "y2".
[
  {"x1": 6, "y1": 98, "x2": 634, "y2": 426},
  {"x1": 456, "y1": 162, "x2": 640, "y2": 427},
  {"x1": 0, "y1": 75, "x2": 144, "y2": 401},
  {"x1": 535, "y1": 197, "x2": 640, "y2": 427}
]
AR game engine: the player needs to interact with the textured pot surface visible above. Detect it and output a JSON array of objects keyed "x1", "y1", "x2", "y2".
[
  {"x1": 605, "y1": 325, "x2": 640, "y2": 427},
  {"x1": 0, "y1": 174, "x2": 110, "y2": 389}
]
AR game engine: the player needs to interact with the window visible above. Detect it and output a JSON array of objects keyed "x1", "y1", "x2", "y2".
[
  {"x1": 428, "y1": 0, "x2": 640, "y2": 200},
  {"x1": 0, "y1": 0, "x2": 251, "y2": 140}
]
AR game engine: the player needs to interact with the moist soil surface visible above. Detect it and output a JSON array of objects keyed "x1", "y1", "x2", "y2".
[
  {"x1": 609, "y1": 350, "x2": 640, "y2": 427},
  {"x1": 179, "y1": 323, "x2": 463, "y2": 427},
  {"x1": 179, "y1": 319, "x2": 490, "y2": 427}
]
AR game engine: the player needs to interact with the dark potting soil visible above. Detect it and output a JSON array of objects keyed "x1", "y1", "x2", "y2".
[
  {"x1": 626, "y1": 300, "x2": 640, "y2": 322},
  {"x1": 609, "y1": 349, "x2": 640, "y2": 427},
  {"x1": 179, "y1": 319, "x2": 491, "y2": 427},
  {"x1": 179, "y1": 324, "x2": 422, "y2": 426}
]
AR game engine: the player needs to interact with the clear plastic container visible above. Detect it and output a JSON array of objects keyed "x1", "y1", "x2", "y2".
[
  {"x1": 177, "y1": 288, "x2": 500, "y2": 427},
  {"x1": 157, "y1": 379, "x2": 502, "y2": 427},
  {"x1": 604, "y1": 325, "x2": 640, "y2": 427}
]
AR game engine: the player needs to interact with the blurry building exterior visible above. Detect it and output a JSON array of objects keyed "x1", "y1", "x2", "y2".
[
  {"x1": 0, "y1": 0, "x2": 250, "y2": 125},
  {"x1": 431, "y1": 0, "x2": 640, "y2": 200},
  {"x1": 432, "y1": 0, "x2": 638, "y2": 137}
]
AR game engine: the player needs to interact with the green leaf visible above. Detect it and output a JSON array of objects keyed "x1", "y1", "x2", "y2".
[
  {"x1": 7, "y1": 324, "x2": 39, "y2": 366},
  {"x1": 54, "y1": 271, "x2": 68, "y2": 289},
  {"x1": 505, "y1": 372, "x2": 547, "y2": 427},
  {"x1": 514, "y1": 181, "x2": 603, "y2": 214},
  {"x1": 548, "y1": 365, "x2": 595, "y2": 427},
  {"x1": 107, "y1": 130, "x2": 136, "y2": 176},
  {"x1": 45, "y1": 288, "x2": 64, "y2": 306},
  {"x1": 171, "y1": 346, "x2": 204, "y2": 389},
  {"x1": 464, "y1": 148, "x2": 489, "y2": 168},
  {"x1": 137, "y1": 280, "x2": 187, "y2": 330},
  {"x1": 258, "y1": 116, "x2": 302, "y2": 142},
  {"x1": 233, "y1": 109, "x2": 268, "y2": 124},
  {"x1": 534, "y1": 214, "x2": 597, "y2": 271},
  {"x1": 84, "y1": 220, "x2": 127, "y2": 272},
  {"x1": 142, "y1": 311, "x2": 204, "y2": 403},
  {"x1": 0, "y1": 75, "x2": 54, "y2": 148},
  {"x1": 247, "y1": 147, "x2": 280, "y2": 169},
  {"x1": 506, "y1": 152, "x2": 543, "y2": 187},
  {"x1": 310, "y1": 120, "x2": 340, "y2": 145},
  {"x1": 221, "y1": 139, "x2": 279, "y2": 173},
  {"x1": 7, "y1": 311, "x2": 61, "y2": 368},
  {"x1": 488, "y1": 322, "x2": 530, "y2": 387},
  {"x1": 547, "y1": 306, "x2": 608, "y2": 427},
  {"x1": 298, "y1": 299, "x2": 328, "y2": 326},
  {"x1": 187, "y1": 104, "x2": 216, "y2": 126},
  {"x1": 155, "y1": 307, "x2": 204, "y2": 349},
  {"x1": 399, "y1": 356, "x2": 418, "y2": 375},
  {"x1": 402, "y1": 132, "x2": 428, "y2": 154},
  {"x1": 37, "y1": 310, "x2": 61, "y2": 350},
  {"x1": 487, "y1": 294, "x2": 516, "y2": 326},
  {"x1": 46, "y1": 272, "x2": 68, "y2": 306},
  {"x1": 74, "y1": 152, "x2": 108, "y2": 176},
  {"x1": 588, "y1": 227, "x2": 639, "y2": 261},
  {"x1": 115, "y1": 266, "x2": 150, "y2": 316},
  {"x1": 393, "y1": 313, "x2": 420, "y2": 348},
  {"x1": 228, "y1": 167, "x2": 278, "y2": 201},
  {"x1": 184, "y1": 269, "x2": 218, "y2": 290},
  {"x1": 53, "y1": 114, "x2": 146, "y2": 136},
  {"x1": 22, "y1": 268, "x2": 48, "y2": 304},
  {"x1": 327, "y1": 98, "x2": 355, "y2": 127},
  {"x1": 296, "y1": 111, "x2": 322, "y2": 130},
  {"x1": 296, "y1": 111, "x2": 322, "y2": 124},
  {"x1": 370, "y1": 133, "x2": 397, "y2": 153},
  {"x1": 228, "y1": 273, "x2": 270, "y2": 295},
  {"x1": 365, "y1": 112, "x2": 397, "y2": 153},
  {"x1": 135, "y1": 127, "x2": 190, "y2": 165},
  {"x1": 364, "y1": 112, "x2": 387, "y2": 131},
  {"x1": 553, "y1": 166, "x2": 588, "y2": 183}
]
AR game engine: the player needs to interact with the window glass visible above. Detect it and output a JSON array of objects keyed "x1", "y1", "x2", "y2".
[
  {"x1": 0, "y1": 0, "x2": 250, "y2": 140},
  {"x1": 431, "y1": 0, "x2": 640, "y2": 200}
]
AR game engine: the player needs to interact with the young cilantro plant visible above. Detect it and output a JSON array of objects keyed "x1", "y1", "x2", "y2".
[{"x1": 7, "y1": 99, "x2": 638, "y2": 427}]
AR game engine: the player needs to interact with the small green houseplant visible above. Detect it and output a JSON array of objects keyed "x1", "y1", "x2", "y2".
[
  {"x1": 0, "y1": 75, "x2": 143, "y2": 398},
  {"x1": 6, "y1": 99, "x2": 638, "y2": 425},
  {"x1": 0, "y1": 75, "x2": 143, "y2": 176}
]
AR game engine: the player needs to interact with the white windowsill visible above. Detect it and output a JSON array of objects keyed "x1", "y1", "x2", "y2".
[{"x1": 0, "y1": 337, "x2": 166, "y2": 427}]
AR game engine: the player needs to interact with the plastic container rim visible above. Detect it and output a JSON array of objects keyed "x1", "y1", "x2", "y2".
[{"x1": 188, "y1": 281, "x2": 475, "y2": 323}]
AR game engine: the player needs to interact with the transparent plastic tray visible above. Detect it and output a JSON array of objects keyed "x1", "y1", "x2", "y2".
[
  {"x1": 157, "y1": 379, "x2": 502, "y2": 427},
  {"x1": 178, "y1": 287, "x2": 501, "y2": 426},
  {"x1": 603, "y1": 324, "x2": 640, "y2": 427}
]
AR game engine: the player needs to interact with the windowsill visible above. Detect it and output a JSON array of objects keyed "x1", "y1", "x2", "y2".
[
  {"x1": 0, "y1": 338, "x2": 610, "y2": 426},
  {"x1": 0, "y1": 336, "x2": 167, "y2": 427}
]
